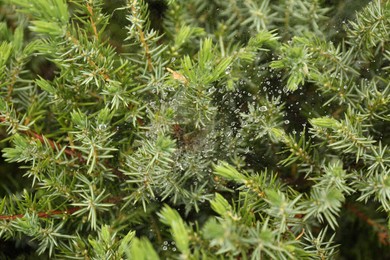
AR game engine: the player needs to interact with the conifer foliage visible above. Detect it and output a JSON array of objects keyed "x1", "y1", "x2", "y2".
[{"x1": 0, "y1": 0, "x2": 389, "y2": 258}]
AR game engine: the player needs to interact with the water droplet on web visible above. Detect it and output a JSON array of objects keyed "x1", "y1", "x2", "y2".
[
  {"x1": 97, "y1": 124, "x2": 107, "y2": 131},
  {"x1": 259, "y1": 106, "x2": 268, "y2": 112},
  {"x1": 208, "y1": 87, "x2": 216, "y2": 93}
]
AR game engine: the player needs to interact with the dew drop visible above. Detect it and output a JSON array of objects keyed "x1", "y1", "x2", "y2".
[
  {"x1": 259, "y1": 106, "x2": 268, "y2": 112},
  {"x1": 97, "y1": 124, "x2": 107, "y2": 131}
]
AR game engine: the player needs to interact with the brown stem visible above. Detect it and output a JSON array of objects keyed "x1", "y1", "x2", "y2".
[
  {"x1": 26, "y1": 130, "x2": 85, "y2": 163},
  {"x1": 130, "y1": 2, "x2": 154, "y2": 72},
  {"x1": 65, "y1": 31, "x2": 110, "y2": 81},
  {"x1": 86, "y1": 2, "x2": 99, "y2": 40},
  {"x1": 1, "y1": 115, "x2": 84, "y2": 163},
  {"x1": 0, "y1": 195, "x2": 126, "y2": 221},
  {"x1": 345, "y1": 203, "x2": 390, "y2": 246},
  {"x1": 6, "y1": 66, "x2": 21, "y2": 102},
  {"x1": 0, "y1": 207, "x2": 80, "y2": 221}
]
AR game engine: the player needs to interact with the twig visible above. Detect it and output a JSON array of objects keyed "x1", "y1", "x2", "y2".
[
  {"x1": 346, "y1": 203, "x2": 390, "y2": 246},
  {"x1": 6, "y1": 65, "x2": 21, "y2": 102},
  {"x1": 0, "y1": 115, "x2": 82, "y2": 163},
  {"x1": 130, "y1": 2, "x2": 154, "y2": 72},
  {"x1": 27, "y1": 131, "x2": 83, "y2": 162},
  {"x1": 65, "y1": 31, "x2": 110, "y2": 81},
  {"x1": 0, "y1": 195, "x2": 125, "y2": 221},
  {"x1": 0, "y1": 207, "x2": 80, "y2": 221},
  {"x1": 86, "y1": 2, "x2": 99, "y2": 40}
]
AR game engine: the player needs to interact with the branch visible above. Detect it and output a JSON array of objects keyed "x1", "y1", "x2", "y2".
[
  {"x1": 346, "y1": 203, "x2": 390, "y2": 246},
  {"x1": 130, "y1": 3, "x2": 154, "y2": 72},
  {"x1": 0, "y1": 114, "x2": 86, "y2": 163},
  {"x1": 0, "y1": 196, "x2": 123, "y2": 221},
  {"x1": 26, "y1": 130, "x2": 85, "y2": 163},
  {"x1": 1, "y1": 115, "x2": 129, "y2": 181},
  {"x1": 65, "y1": 31, "x2": 110, "y2": 81},
  {"x1": 86, "y1": 2, "x2": 99, "y2": 40},
  {"x1": 6, "y1": 65, "x2": 21, "y2": 102},
  {"x1": 0, "y1": 207, "x2": 80, "y2": 221}
]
